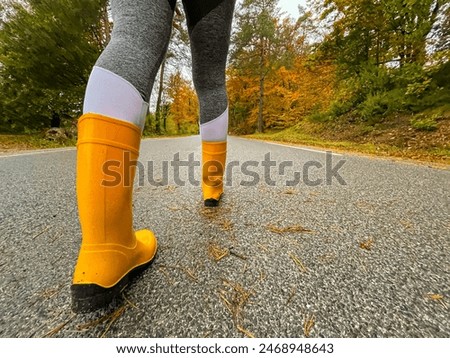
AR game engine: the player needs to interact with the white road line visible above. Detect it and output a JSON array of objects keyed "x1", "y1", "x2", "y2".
[
  {"x1": 235, "y1": 137, "x2": 344, "y2": 156},
  {"x1": 0, "y1": 147, "x2": 76, "y2": 159},
  {"x1": 267, "y1": 142, "x2": 343, "y2": 155}
]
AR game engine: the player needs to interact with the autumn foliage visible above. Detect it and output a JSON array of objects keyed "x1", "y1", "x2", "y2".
[
  {"x1": 2, "y1": 0, "x2": 448, "y2": 136},
  {"x1": 228, "y1": 56, "x2": 335, "y2": 133},
  {"x1": 167, "y1": 71, "x2": 199, "y2": 134}
]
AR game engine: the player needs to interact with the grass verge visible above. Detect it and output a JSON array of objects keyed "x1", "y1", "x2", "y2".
[
  {"x1": 0, "y1": 132, "x2": 194, "y2": 153},
  {"x1": 0, "y1": 134, "x2": 77, "y2": 153},
  {"x1": 246, "y1": 109, "x2": 450, "y2": 167}
]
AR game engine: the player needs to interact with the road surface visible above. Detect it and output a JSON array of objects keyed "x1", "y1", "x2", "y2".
[{"x1": 0, "y1": 136, "x2": 449, "y2": 338}]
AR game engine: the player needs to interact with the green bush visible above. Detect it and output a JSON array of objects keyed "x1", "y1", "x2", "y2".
[
  {"x1": 358, "y1": 65, "x2": 393, "y2": 95},
  {"x1": 308, "y1": 111, "x2": 333, "y2": 123},
  {"x1": 409, "y1": 88, "x2": 450, "y2": 112},
  {"x1": 358, "y1": 89, "x2": 405, "y2": 121},
  {"x1": 433, "y1": 61, "x2": 450, "y2": 89},
  {"x1": 410, "y1": 114, "x2": 439, "y2": 131},
  {"x1": 329, "y1": 99, "x2": 354, "y2": 117}
]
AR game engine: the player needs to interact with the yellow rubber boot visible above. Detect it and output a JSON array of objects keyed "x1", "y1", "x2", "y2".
[
  {"x1": 202, "y1": 141, "x2": 227, "y2": 207},
  {"x1": 71, "y1": 113, "x2": 157, "y2": 312}
]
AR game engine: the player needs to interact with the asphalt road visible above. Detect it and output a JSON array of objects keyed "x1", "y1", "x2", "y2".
[{"x1": 0, "y1": 136, "x2": 449, "y2": 338}]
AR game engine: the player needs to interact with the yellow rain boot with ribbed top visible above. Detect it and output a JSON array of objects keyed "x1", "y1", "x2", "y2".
[
  {"x1": 71, "y1": 113, "x2": 157, "y2": 312},
  {"x1": 202, "y1": 141, "x2": 227, "y2": 207}
]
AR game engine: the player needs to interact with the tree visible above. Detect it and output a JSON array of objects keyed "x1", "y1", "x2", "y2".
[
  {"x1": 166, "y1": 71, "x2": 198, "y2": 134},
  {"x1": 311, "y1": 0, "x2": 449, "y2": 117},
  {"x1": 385, "y1": 0, "x2": 442, "y2": 67},
  {"x1": 150, "y1": 4, "x2": 190, "y2": 134},
  {"x1": 434, "y1": 2, "x2": 450, "y2": 53},
  {"x1": 229, "y1": 0, "x2": 319, "y2": 132},
  {"x1": 228, "y1": 54, "x2": 335, "y2": 132},
  {"x1": 313, "y1": 0, "x2": 388, "y2": 74},
  {"x1": 0, "y1": 0, "x2": 108, "y2": 132},
  {"x1": 231, "y1": 0, "x2": 280, "y2": 133}
]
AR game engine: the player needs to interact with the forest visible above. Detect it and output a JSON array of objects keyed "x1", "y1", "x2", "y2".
[{"x1": 0, "y1": 0, "x2": 449, "y2": 159}]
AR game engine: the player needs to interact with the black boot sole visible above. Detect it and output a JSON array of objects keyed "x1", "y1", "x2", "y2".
[
  {"x1": 71, "y1": 255, "x2": 156, "y2": 313},
  {"x1": 204, "y1": 193, "x2": 223, "y2": 207},
  {"x1": 204, "y1": 198, "x2": 220, "y2": 207}
]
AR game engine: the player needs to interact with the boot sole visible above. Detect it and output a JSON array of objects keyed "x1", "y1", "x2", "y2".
[
  {"x1": 204, "y1": 193, "x2": 223, "y2": 207},
  {"x1": 71, "y1": 255, "x2": 156, "y2": 313},
  {"x1": 204, "y1": 198, "x2": 220, "y2": 207}
]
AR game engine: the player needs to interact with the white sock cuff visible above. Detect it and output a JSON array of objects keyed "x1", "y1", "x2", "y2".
[
  {"x1": 200, "y1": 107, "x2": 229, "y2": 142},
  {"x1": 83, "y1": 66, "x2": 148, "y2": 130}
]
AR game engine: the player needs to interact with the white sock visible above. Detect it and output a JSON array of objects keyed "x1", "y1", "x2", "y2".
[
  {"x1": 83, "y1": 66, "x2": 149, "y2": 130},
  {"x1": 200, "y1": 107, "x2": 229, "y2": 142}
]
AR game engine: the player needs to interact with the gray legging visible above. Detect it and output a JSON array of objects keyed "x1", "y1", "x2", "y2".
[{"x1": 95, "y1": 0, "x2": 235, "y2": 125}]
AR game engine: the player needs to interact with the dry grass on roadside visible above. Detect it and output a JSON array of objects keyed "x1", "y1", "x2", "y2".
[
  {"x1": 246, "y1": 112, "x2": 450, "y2": 166},
  {"x1": 36, "y1": 284, "x2": 64, "y2": 300},
  {"x1": 286, "y1": 286, "x2": 297, "y2": 305},
  {"x1": 399, "y1": 219, "x2": 414, "y2": 229},
  {"x1": 0, "y1": 134, "x2": 76, "y2": 152},
  {"x1": 76, "y1": 303, "x2": 129, "y2": 338},
  {"x1": 425, "y1": 293, "x2": 447, "y2": 308},
  {"x1": 158, "y1": 264, "x2": 199, "y2": 283},
  {"x1": 219, "y1": 279, "x2": 255, "y2": 338},
  {"x1": 158, "y1": 266, "x2": 175, "y2": 285},
  {"x1": 289, "y1": 252, "x2": 308, "y2": 273},
  {"x1": 43, "y1": 315, "x2": 75, "y2": 338},
  {"x1": 199, "y1": 206, "x2": 231, "y2": 220},
  {"x1": 219, "y1": 219, "x2": 234, "y2": 231},
  {"x1": 359, "y1": 238, "x2": 374, "y2": 251},
  {"x1": 267, "y1": 224, "x2": 313, "y2": 234},
  {"x1": 303, "y1": 313, "x2": 315, "y2": 337},
  {"x1": 208, "y1": 242, "x2": 230, "y2": 262}
]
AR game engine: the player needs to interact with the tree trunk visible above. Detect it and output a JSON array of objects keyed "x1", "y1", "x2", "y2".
[
  {"x1": 155, "y1": 57, "x2": 166, "y2": 134},
  {"x1": 257, "y1": 34, "x2": 265, "y2": 133},
  {"x1": 163, "y1": 104, "x2": 169, "y2": 131},
  {"x1": 258, "y1": 74, "x2": 264, "y2": 133}
]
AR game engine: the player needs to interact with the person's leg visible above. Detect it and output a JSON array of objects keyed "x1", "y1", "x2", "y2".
[
  {"x1": 183, "y1": 0, "x2": 236, "y2": 206},
  {"x1": 72, "y1": 0, "x2": 175, "y2": 312},
  {"x1": 83, "y1": 0, "x2": 176, "y2": 129}
]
